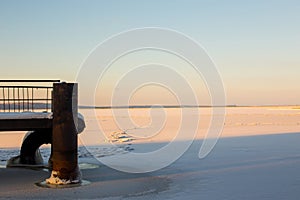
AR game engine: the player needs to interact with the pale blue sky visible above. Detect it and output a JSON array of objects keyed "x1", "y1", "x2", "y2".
[{"x1": 0, "y1": 0, "x2": 299, "y2": 105}]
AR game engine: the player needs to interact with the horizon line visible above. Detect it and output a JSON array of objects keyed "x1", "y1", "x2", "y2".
[{"x1": 78, "y1": 104, "x2": 300, "y2": 109}]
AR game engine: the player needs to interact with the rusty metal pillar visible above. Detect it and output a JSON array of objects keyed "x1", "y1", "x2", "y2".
[{"x1": 47, "y1": 82, "x2": 81, "y2": 184}]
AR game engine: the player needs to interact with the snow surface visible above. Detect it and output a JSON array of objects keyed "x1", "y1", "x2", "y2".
[
  {"x1": 0, "y1": 107, "x2": 300, "y2": 199},
  {"x1": 0, "y1": 112, "x2": 53, "y2": 119}
]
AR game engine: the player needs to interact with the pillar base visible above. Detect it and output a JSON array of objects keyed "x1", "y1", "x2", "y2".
[
  {"x1": 46, "y1": 167, "x2": 81, "y2": 185},
  {"x1": 36, "y1": 179, "x2": 90, "y2": 188}
]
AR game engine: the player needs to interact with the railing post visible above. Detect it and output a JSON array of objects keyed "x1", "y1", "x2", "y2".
[{"x1": 47, "y1": 82, "x2": 81, "y2": 184}]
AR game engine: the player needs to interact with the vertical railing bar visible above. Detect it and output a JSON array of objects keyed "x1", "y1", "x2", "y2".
[
  {"x1": 8, "y1": 88, "x2": 10, "y2": 112},
  {"x1": 22, "y1": 88, "x2": 25, "y2": 112},
  {"x1": 18, "y1": 87, "x2": 20, "y2": 112},
  {"x1": 46, "y1": 88, "x2": 49, "y2": 112},
  {"x1": 13, "y1": 87, "x2": 15, "y2": 112},
  {"x1": 2, "y1": 87, "x2": 5, "y2": 112},
  {"x1": 27, "y1": 88, "x2": 29, "y2": 111},
  {"x1": 51, "y1": 88, "x2": 53, "y2": 112},
  {"x1": 31, "y1": 88, "x2": 34, "y2": 112}
]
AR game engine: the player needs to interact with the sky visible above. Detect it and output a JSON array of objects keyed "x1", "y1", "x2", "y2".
[{"x1": 0, "y1": 0, "x2": 299, "y2": 106}]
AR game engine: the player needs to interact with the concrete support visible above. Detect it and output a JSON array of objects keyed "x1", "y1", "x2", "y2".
[
  {"x1": 20, "y1": 129, "x2": 52, "y2": 165},
  {"x1": 48, "y1": 82, "x2": 81, "y2": 184},
  {"x1": 6, "y1": 129, "x2": 51, "y2": 168}
]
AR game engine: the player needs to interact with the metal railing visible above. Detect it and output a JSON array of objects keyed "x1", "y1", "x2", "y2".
[{"x1": 0, "y1": 80, "x2": 60, "y2": 112}]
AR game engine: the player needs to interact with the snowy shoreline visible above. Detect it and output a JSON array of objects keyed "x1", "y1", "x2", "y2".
[{"x1": 0, "y1": 106, "x2": 300, "y2": 199}]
